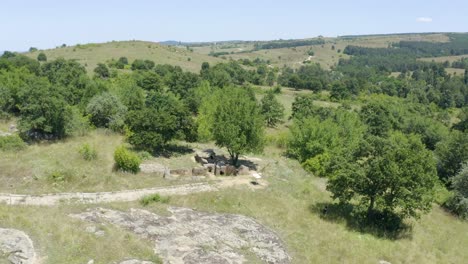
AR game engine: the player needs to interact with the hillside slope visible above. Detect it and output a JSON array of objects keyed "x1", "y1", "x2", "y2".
[{"x1": 25, "y1": 41, "x2": 222, "y2": 73}]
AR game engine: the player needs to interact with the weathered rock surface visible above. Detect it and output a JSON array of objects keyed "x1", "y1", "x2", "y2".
[
  {"x1": 0, "y1": 228, "x2": 37, "y2": 264},
  {"x1": 118, "y1": 260, "x2": 154, "y2": 264},
  {"x1": 71, "y1": 207, "x2": 290, "y2": 264},
  {"x1": 139, "y1": 163, "x2": 166, "y2": 174}
]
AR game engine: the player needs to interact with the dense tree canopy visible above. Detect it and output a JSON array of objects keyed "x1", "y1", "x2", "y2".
[{"x1": 327, "y1": 133, "x2": 438, "y2": 220}]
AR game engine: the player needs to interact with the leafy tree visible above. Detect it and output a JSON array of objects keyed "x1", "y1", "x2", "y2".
[
  {"x1": 29, "y1": 47, "x2": 38, "y2": 52},
  {"x1": 125, "y1": 91, "x2": 196, "y2": 151},
  {"x1": 17, "y1": 76, "x2": 69, "y2": 139},
  {"x1": 41, "y1": 58, "x2": 89, "y2": 105},
  {"x1": 435, "y1": 130, "x2": 468, "y2": 182},
  {"x1": 118, "y1": 57, "x2": 128, "y2": 65},
  {"x1": 135, "y1": 71, "x2": 163, "y2": 91},
  {"x1": 131, "y1": 59, "x2": 155, "y2": 70},
  {"x1": 86, "y1": 92, "x2": 127, "y2": 130},
  {"x1": 327, "y1": 132, "x2": 438, "y2": 221},
  {"x1": 260, "y1": 91, "x2": 285, "y2": 127},
  {"x1": 444, "y1": 163, "x2": 468, "y2": 219},
  {"x1": 37, "y1": 52, "x2": 47, "y2": 62},
  {"x1": 212, "y1": 87, "x2": 264, "y2": 165},
  {"x1": 360, "y1": 100, "x2": 401, "y2": 136},
  {"x1": 94, "y1": 63, "x2": 110, "y2": 79}
]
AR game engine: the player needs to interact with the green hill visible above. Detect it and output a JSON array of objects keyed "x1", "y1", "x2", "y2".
[{"x1": 25, "y1": 40, "x2": 223, "y2": 73}]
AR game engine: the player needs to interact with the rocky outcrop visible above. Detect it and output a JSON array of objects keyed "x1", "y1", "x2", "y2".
[
  {"x1": 71, "y1": 207, "x2": 291, "y2": 264},
  {"x1": 0, "y1": 228, "x2": 37, "y2": 264},
  {"x1": 118, "y1": 260, "x2": 154, "y2": 264}
]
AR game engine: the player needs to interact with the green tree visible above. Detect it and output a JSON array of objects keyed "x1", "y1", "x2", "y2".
[
  {"x1": 327, "y1": 133, "x2": 438, "y2": 221},
  {"x1": 212, "y1": 87, "x2": 264, "y2": 165},
  {"x1": 435, "y1": 130, "x2": 468, "y2": 182},
  {"x1": 17, "y1": 77, "x2": 69, "y2": 139},
  {"x1": 444, "y1": 163, "x2": 468, "y2": 219},
  {"x1": 94, "y1": 63, "x2": 110, "y2": 79},
  {"x1": 260, "y1": 91, "x2": 285, "y2": 127},
  {"x1": 125, "y1": 91, "x2": 196, "y2": 151},
  {"x1": 86, "y1": 92, "x2": 127, "y2": 130},
  {"x1": 37, "y1": 52, "x2": 47, "y2": 62}
]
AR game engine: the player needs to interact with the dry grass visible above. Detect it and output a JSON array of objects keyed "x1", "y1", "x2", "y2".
[
  {"x1": 0, "y1": 129, "x2": 204, "y2": 194},
  {"x1": 0, "y1": 204, "x2": 160, "y2": 264},
  {"x1": 25, "y1": 41, "x2": 222, "y2": 73},
  {"x1": 166, "y1": 155, "x2": 468, "y2": 264}
]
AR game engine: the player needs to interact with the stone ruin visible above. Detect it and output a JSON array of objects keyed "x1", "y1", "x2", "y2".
[
  {"x1": 194, "y1": 149, "x2": 250, "y2": 176},
  {"x1": 139, "y1": 149, "x2": 252, "y2": 179}
]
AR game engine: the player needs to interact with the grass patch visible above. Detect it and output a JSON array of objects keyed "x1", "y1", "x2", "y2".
[{"x1": 140, "y1": 193, "x2": 170, "y2": 206}]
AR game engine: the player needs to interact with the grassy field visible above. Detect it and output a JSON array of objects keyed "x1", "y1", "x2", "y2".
[
  {"x1": 167, "y1": 155, "x2": 468, "y2": 264},
  {"x1": 0, "y1": 127, "x2": 206, "y2": 194},
  {"x1": 0, "y1": 203, "x2": 161, "y2": 264},
  {"x1": 418, "y1": 54, "x2": 468, "y2": 63},
  {"x1": 192, "y1": 33, "x2": 451, "y2": 70},
  {"x1": 24, "y1": 41, "x2": 223, "y2": 73},
  {"x1": 1, "y1": 151, "x2": 466, "y2": 263}
]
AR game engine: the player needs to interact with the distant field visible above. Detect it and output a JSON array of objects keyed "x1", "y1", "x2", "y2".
[
  {"x1": 193, "y1": 33, "x2": 451, "y2": 70},
  {"x1": 25, "y1": 41, "x2": 222, "y2": 73},
  {"x1": 418, "y1": 54, "x2": 468, "y2": 63},
  {"x1": 22, "y1": 33, "x2": 453, "y2": 73}
]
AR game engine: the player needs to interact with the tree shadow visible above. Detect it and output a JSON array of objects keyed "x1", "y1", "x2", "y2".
[
  {"x1": 309, "y1": 202, "x2": 413, "y2": 240},
  {"x1": 151, "y1": 144, "x2": 194, "y2": 158},
  {"x1": 200, "y1": 149, "x2": 258, "y2": 170}
]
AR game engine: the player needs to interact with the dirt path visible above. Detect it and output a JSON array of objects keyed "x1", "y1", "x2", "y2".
[{"x1": 0, "y1": 183, "x2": 218, "y2": 206}]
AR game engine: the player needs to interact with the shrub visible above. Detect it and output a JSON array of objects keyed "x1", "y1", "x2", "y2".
[
  {"x1": 302, "y1": 152, "x2": 330, "y2": 177},
  {"x1": 0, "y1": 134, "x2": 26, "y2": 151},
  {"x1": 47, "y1": 170, "x2": 73, "y2": 184},
  {"x1": 140, "y1": 193, "x2": 170, "y2": 206},
  {"x1": 78, "y1": 143, "x2": 97, "y2": 161},
  {"x1": 114, "y1": 146, "x2": 141, "y2": 173}
]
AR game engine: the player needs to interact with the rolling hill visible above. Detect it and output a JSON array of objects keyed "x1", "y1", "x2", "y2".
[{"x1": 24, "y1": 40, "x2": 223, "y2": 73}]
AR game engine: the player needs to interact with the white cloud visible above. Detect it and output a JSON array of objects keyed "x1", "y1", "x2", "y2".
[{"x1": 417, "y1": 17, "x2": 433, "y2": 23}]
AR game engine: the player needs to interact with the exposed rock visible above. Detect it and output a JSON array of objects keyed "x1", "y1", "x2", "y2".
[
  {"x1": 87, "y1": 260, "x2": 94, "y2": 264},
  {"x1": 225, "y1": 165, "x2": 237, "y2": 176},
  {"x1": 170, "y1": 168, "x2": 192, "y2": 177},
  {"x1": 237, "y1": 165, "x2": 250, "y2": 175},
  {"x1": 203, "y1": 163, "x2": 215, "y2": 173},
  {"x1": 71, "y1": 207, "x2": 290, "y2": 264},
  {"x1": 192, "y1": 167, "x2": 207, "y2": 176},
  {"x1": 85, "y1": 225, "x2": 105, "y2": 237},
  {"x1": 140, "y1": 163, "x2": 166, "y2": 174},
  {"x1": 379, "y1": 261, "x2": 392, "y2": 264},
  {"x1": 118, "y1": 260, "x2": 154, "y2": 264},
  {"x1": 0, "y1": 228, "x2": 37, "y2": 264}
]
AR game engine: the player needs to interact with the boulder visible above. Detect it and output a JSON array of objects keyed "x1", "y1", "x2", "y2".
[
  {"x1": 237, "y1": 165, "x2": 250, "y2": 175},
  {"x1": 0, "y1": 228, "x2": 37, "y2": 264},
  {"x1": 192, "y1": 167, "x2": 208, "y2": 176},
  {"x1": 203, "y1": 163, "x2": 215, "y2": 173},
  {"x1": 170, "y1": 168, "x2": 192, "y2": 177},
  {"x1": 225, "y1": 165, "x2": 237, "y2": 176},
  {"x1": 119, "y1": 260, "x2": 154, "y2": 264}
]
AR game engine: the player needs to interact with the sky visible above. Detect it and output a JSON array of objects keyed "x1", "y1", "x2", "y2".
[{"x1": 1, "y1": 0, "x2": 467, "y2": 51}]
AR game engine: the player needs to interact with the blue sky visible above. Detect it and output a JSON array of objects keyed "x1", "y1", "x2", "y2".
[{"x1": 1, "y1": 0, "x2": 467, "y2": 51}]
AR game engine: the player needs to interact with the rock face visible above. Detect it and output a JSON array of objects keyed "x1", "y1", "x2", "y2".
[
  {"x1": 119, "y1": 260, "x2": 154, "y2": 264},
  {"x1": 71, "y1": 207, "x2": 290, "y2": 264},
  {"x1": 0, "y1": 228, "x2": 37, "y2": 264}
]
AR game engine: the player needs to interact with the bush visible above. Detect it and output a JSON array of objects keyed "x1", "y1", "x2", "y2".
[
  {"x1": 140, "y1": 193, "x2": 170, "y2": 206},
  {"x1": 0, "y1": 134, "x2": 26, "y2": 151},
  {"x1": 114, "y1": 146, "x2": 141, "y2": 173},
  {"x1": 78, "y1": 143, "x2": 97, "y2": 161}
]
